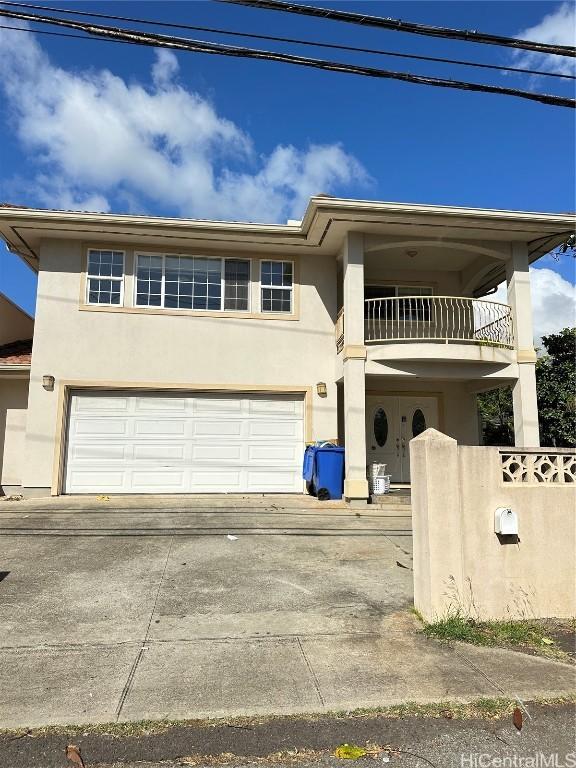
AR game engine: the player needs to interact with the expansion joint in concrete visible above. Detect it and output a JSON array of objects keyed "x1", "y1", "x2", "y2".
[
  {"x1": 296, "y1": 636, "x2": 325, "y2": 707},
  {"x1": 115, "y1": 535, "x2": 175, "y2": 721}
]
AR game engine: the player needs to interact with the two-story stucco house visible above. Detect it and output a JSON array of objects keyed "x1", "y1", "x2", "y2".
[{"x1": 0, "y1": 197, "x2": 572, "y2": 500}]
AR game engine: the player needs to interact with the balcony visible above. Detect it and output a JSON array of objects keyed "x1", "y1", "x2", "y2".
[{"x1": 336, "y1": 296, "x2": 514, "y2": 354}]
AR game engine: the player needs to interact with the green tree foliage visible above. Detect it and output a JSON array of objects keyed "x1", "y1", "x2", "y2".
[
  {"x1": 477, "y1": 386, "x2": 514, "y2": 446},
  {"x1": 478, "y1": 328, "x2": 576, "y2": 447},
  {"x1": 536, "y1": 328, "x2": 576, "y2": 447}
]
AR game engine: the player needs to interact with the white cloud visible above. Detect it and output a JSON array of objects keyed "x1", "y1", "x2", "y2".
[
  {"x1": 492, "y1": 266, "x2": 575, "y2": 348},
  {"x1": 0, "y1": 24, "x2": 368, "y2": 221},
  {"x1": 512, "y1": 2, "x2": 576, "y2": 77},
  {"x1": 152, "y1": 49, "x2": 180, "y2": 87}
]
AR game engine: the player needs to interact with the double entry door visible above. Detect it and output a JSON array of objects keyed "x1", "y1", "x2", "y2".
[{"x1": 366, "y1": 395, "x2": 439, "y2": 482}]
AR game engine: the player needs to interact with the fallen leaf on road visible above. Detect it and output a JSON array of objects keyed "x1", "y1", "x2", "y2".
[
  {"x1": 513, "y1": 707, "x2": 523, "y2": 731},
  {"x1": 66, "y1": 744, "x2": 85, "y2": 768},
  {"x1": 334, "y1": 744, "x2": 368, "y2": 759},
  {"x1": 97, "y1": 495, "x2": 110, "y2": 501}
]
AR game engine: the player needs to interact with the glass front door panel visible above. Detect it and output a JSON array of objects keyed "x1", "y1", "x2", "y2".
[
  {"x1": 412, "y1": 408, "x2": 426, "y2": 437},
  {"x1": 374, "y1": 408, "x2": 388, "y2": 447}
]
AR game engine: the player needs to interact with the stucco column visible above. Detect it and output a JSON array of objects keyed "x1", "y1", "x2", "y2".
[
  {"x1": 410, "y1": 429, "x2": 464, "y2": 621},
  {"x1": 342, "y1": 232, "x2": 369, "y2": 501},
  {"x1": 506, "y1": 242, "x2": 540, "y2": 447}
]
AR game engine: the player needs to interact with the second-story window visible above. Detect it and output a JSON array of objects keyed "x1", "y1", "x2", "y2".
[
  {"x1": 135, "y1": 254, "x2": 250, "y2": 311},
  {"x1": 86, "y1": 250, "x2": 124, "y2": 305},
  {"x1": 224, "y1": 259, "x2": 250, "y2": 311},
  {"x1": 260, "y1": 260, "x2": 293, "y2": 313}
]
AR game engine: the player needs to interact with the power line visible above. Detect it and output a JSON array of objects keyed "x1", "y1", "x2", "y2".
[
  {"x1": 218, "y1": 0, "x2": 576, "y2": 58},
  {"x1": 0, "y1": 8, "x2": 573, "y2": 108},
  {"x1": 0, "y1": 0, "x2": 573, "y2": 80}
]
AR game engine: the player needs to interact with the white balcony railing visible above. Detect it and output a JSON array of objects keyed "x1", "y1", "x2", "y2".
[{"x1": 364, "y1": 296, "x2": 514, "y2": 347}]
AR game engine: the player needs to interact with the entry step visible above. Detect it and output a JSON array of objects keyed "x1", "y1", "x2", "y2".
[{"x1": 370, "y1": 488, "x2": 411, "y2": 507}]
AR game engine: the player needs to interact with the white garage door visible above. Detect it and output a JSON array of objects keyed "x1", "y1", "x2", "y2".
[{"x1": 64, "y1": 391, "x2": 305, "y2": 494}]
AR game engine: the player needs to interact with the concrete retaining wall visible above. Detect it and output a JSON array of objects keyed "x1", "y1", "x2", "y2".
[{"x1": 411, "y1": 429, "x2": 576, "y2": 620}]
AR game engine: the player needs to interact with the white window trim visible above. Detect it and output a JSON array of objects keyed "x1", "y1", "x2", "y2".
[
  {"x1": 259, "y1": 259, "x2": 294, "y2": 314},
  {"x1": 86, "y1": 249, "x2": 125, "y2": 306},
  {"x1": 133, "y1": 253, "x2": 252, "y2": 313}
]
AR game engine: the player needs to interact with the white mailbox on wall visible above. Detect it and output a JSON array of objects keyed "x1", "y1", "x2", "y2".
[{"x1": 494, "y1": 507, "x2": 518, "y2": 535}]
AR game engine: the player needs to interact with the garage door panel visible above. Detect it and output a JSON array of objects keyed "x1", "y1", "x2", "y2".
[
  {"x1": 70, "y1": 444, "x2": 128, "y2": 461},
  {"x1": 74, "y1": 396, "x2": 128, "y2": 412},
  {"x1": 73, "y1": 419, "x2": 129, "y2": 437},
  {"x1": 194, "y1": 398, "x2": 243, "y2": 414},
  {"x1": 247, "y1": 444, "x2": 301, "y2": 462},
  {"x1": 192, "y1": 421, "x2": 243, "y2": 437},
  {"x1": 248, "y1": 398, "x2": 303, "y2": 416},
  {"x1": 135, "y1": 420, "x2": 186, "y2": 436},
  {"x1": 131, "y1": 470, "x2": 185, "y2": 490},
  {"x1": 133, "y1": 444, "x2": 186, "y2": 461},
  {"x1": 190, "y1": 469, "x2": 244, "y2": 490},
  {"x1": 135, "y1": 397, "x2": 187, "y2": 413},
  {"x1": 192, "y1": 445, "x2": 243, "y2": 461},
  {"x1": 248, "y1": 420, "x2": 302, "y2": 438},
  {"x1": 67, "y1": 470, "x2": 126, "y2": 490},
  {"x1": 247, "y1": 469, "x2": 300, "y2": 489},
  {"x1": 65, "y1": 391, "x2": 305, "y2": 494}
]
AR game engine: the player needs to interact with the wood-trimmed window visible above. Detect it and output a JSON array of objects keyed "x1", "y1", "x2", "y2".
[
  {"x1": 86, "y1": 249, "x2": 125, "y2": 305},
  {"x1": 134, "y1": 254, "x2": 251, "y2": 312},
  {"x1": 260, "y1": 260, "x2": 293, "y2": 313}
]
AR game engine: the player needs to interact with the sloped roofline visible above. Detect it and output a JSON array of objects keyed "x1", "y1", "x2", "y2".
[
  {"x1": 0, "y1": 291, "x2": 34, "y2": 322},
  {"x1": 0, "y1": 196, "x2": 573, "y2": 275}
]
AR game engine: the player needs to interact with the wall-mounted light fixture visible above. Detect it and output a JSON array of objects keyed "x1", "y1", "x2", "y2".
[
  {"x1": 42, "y1": 375, "x2": 55, "y2": 391},
  {"x1": 316, "y1": 382, "x2": 327, "y2": 398},
  {"x1": 406, "y1": 249, "x2": 419, "y2": 258}
]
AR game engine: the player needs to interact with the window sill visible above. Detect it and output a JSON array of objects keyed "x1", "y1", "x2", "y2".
[{"x1": 79, "y1": 304, "x2": 299, "y2": 321}]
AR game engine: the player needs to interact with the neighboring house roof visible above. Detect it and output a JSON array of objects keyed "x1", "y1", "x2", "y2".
[
  {"x1": 0, "y1": 338, "x2": 33, "y2": 366},
  {"x1": 0, "y1": 196, "x2": 574, "y2": 293},
  {"x1": 0, "y1": 292, "x2": 35, "y2": 347}
]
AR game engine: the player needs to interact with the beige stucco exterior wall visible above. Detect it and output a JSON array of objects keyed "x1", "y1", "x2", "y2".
[
  {"x1": 411, "y1": 430, "x2": 576, "y2": 620},
  {"x1": 23, "y1": 239, "x2": 339, "y2": 490},
  {"x1": 0, "y1": 379, "x2": 29, "y2": 489},
  {"x1": 0, "y1": 294, "x2": 34, "y2": 346}
]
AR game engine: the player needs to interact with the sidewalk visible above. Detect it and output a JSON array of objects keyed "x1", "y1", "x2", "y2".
[{"x1": 0, "y1": 497, "x2": 573, "y2": 731}]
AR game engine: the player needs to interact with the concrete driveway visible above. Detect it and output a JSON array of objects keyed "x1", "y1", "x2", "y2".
[{"x1": 0, "y1": 495, "x2": 573, "y2": 729}]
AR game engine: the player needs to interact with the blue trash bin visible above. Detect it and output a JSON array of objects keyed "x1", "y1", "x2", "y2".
[
  {"x1": 302, "y1": 445, "x2": 317, "y2": 495},
  {"x1": 312, "y1": 446, "x2": 345, "y2": 501}
]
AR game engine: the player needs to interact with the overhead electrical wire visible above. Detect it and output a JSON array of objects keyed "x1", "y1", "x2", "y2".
[
  {"x1": 0, "y1": 0, "x2": 573, "y2": 80},
  {"x1": 218, "y1": 0, "x2": 576, "y2": 58},
  {"x1": 0, "y1": 7, "x2": 573, "y2": 108}
]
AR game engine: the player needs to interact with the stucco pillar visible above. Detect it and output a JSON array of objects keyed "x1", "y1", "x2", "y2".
[
  {"x1": 506, "y1": 242, "x2": 540, "y2": 447},
  {"x1": 410, "y1": 429, "x2": 464, "y2": 621},
  {"x1": 342, "y1": 232, "x2": 369, "y2": 501}
]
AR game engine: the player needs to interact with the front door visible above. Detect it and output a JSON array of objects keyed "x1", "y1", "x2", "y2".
[{"x1": 366, "y1": 396, "x2": 438, "y2": 482}]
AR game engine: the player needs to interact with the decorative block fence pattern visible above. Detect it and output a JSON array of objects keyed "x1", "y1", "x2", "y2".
[{"x1": 501, "y1": 450, "x2": 576, "y2": 484}]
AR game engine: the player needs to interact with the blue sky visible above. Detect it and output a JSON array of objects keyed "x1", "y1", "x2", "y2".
[{"x1": 0, "y1": 0, "x2": 574, "y2": 331}]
